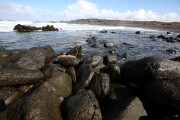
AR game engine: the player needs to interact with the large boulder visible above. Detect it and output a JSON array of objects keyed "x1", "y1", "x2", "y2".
[
  {"x1": 61, "y1": 90, "x2": 102, "y2": 120},
  {"x1": 104, "y1": 97, "x2": 147, "y2": 120},
  {"x1": 121, "y1": 56, "x2": 180, "y2": 86},
  {"x1": 7, "y1": 73, "x2": 72, "y2": 120},
  {"x1": 0, "y1": 68, "x2": 44, "y2": 87},
  {"x1": 89, "y1": 73, "x2": 110, "y2": 98},
  {"x1": 74, "y1": 64, "x2": 94, "y2": 91},
  {"x1": 8, "y1": 46, "x2": 55, "y2": 70}
]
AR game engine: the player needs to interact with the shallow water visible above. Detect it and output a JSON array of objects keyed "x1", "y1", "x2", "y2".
[{"x1": 0, "y1": 21, "x2": 180, "y2": 60}]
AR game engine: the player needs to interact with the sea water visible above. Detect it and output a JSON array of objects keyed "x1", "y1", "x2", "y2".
[{"x1": 0, "y1": 20, "x2": 179, "y2": 60}]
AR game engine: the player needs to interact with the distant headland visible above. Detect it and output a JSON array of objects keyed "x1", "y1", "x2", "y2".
[{"x1": 66, "y1": 18, "x2": 180, "y2": 33}]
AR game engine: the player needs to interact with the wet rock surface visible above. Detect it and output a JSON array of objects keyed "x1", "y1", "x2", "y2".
[
  {"x1": 61, "y1": 90, "x2": 102, "y2": 120},
  {"x1": 1, "y1": 45, "x2": 180, "y2": 120}
]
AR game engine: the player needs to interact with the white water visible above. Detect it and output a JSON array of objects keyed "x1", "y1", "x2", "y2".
[{"x1": 0, "y1": 20, "x2": 157, "y2": 32}]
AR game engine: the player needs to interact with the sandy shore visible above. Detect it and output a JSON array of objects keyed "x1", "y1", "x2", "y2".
[{"x1": 67, "y1": 19, "x2": 180, "y2": 33}]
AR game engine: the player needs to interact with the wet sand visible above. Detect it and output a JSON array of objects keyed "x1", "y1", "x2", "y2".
[{"x1": 67, "y1": 19, "x2": 180, "y2": 33}]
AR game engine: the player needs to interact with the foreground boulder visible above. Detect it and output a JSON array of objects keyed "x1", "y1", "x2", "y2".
[
  {"x1": 121, "y1": 56, "x2": 180, "y2": 86},
  {"x1": 61, "y1": 90, "x2": 102, "y2": 120},
  {"x1": 104, "y1": 97, "x2": 147, "y2": 120},
  {"x1": 7, "y1": 73, "x2": 72, "y2": 120},
  {"x1": 8, "y1": 46, "x2": 55, "y2": 70},
  {"x1": 0, "y1": 68, "x2": 44, "y2": 87}
]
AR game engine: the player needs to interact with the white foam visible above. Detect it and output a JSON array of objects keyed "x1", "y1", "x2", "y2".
[{"x1": 0, "y1": 20, "x2": 157, "y2": 32}]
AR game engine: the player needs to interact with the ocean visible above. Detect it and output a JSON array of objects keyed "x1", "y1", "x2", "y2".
[{"x1": 0, "y1": 20, "x2": 179, "y2": 60}]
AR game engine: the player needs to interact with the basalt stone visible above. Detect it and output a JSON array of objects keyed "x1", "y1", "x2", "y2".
[
  {"x1": 61, "y1": 90, "x2": 102, "y2": 120},
  {"x1": 13, "y1": 24, "x2": 41, "y2": 32},
  {"x1": 41, "y1": 45, "x2": 55, "y2": 61},
  {"x1": 74, "y1": 64, "x2": 94, "y2": 91},
  {"x1": 66, "y1": 46, "x2": 82, "y2": 58},
  {"x1": 102, "y1": 64, "x2": 120, "y2": 83},
  {"x1": 42, "y1": 63, "x2": 66, "y2": 78},
  {"x1": 171, "y1": 56, "x2": 180, "y2": 62},
  {"x1": 104, "y1": 97, "x2": 147, "y2": 120},
  {"x1": 104, "y1": 54, "x2": 117, "y2": 64},
  {"x1": 58, "y1": 55, "x2": 81, "y2": 66},
  {"x1": 8, "y1": 47, "x2": 48, "y2": 70},
  {"x1": 106, "y1": 84, "x2": 131, "y2": 106},
  {"x1": 121, "y1": 56, "x2": 180, "y2": 86},
  {"x1": 7, "y1": 73, "x2": 72, "y2": 120},
  {"x1": 177, "y1": 34, "x2": 180, "y2": 38},
  {"x1": 0, "y1": 68, "x2": 44, "y2": 87},
  {"x1": 100, "y1": 30, "x2": 107, "y2": 33},
  {"x1": 87, "y1": 55, "x2": 103, "y2": 68},
  {"x1": 66, "y1": 67, "x2": 76, "y2": 83},
  {"x1": 145, "y1": 79, "x2": 180, "y2": 112},
  {"x1": 42, "y1": 25, "x2": 59, "y2": 31},
  {"x1": 135, "y1": 31, "x2": 140, "y2": 34},
  {"x1": 0, "y1": 87, "x2": 19, "y2": 100},
  {"x1": 89, "y1": 73, "x2": 110, "y2": 98},
  {"x1": 166, "y1": 49, "x2": 177, "y2": 54}
]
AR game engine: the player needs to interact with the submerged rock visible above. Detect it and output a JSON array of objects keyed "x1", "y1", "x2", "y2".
[
  {"x1": 61, "y1": 90, "x2": 102, "y2": 120},
  {"x1": 7, "y1": 73, "x2": 72, "y2": 120},
  {"x1": 0, "y1": 68, "x2": 44, "y2": 87},
  {"x1": 42, "y1": 25, "x2": 59, "y2": 31},
  {"x1": 135, "y1": 31, "x2": 140, "y2": 34}
]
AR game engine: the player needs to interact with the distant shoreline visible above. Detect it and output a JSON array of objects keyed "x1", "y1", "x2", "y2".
[{"x1": 66, "y1": 19, "x2": 180, "y2": 33}]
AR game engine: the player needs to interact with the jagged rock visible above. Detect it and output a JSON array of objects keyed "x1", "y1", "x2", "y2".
[
  {"x1": 89, "y1": 73, "x2": 110, "y2": 98},
  {"x1": 0, "y1": 68, "x2": 44, "y2": 87},
  {"x1": 121, "y1": 56, "x2": 180, "y2": 86},
  {"x1": 42, "y1": 25, "x2": 59, "y2": 31},
  {"x1": 74, "y1": 64, "x2": 94, "y2": 91},
  {"x1": 61, "y1": 90, "x2": 102, "y2": 120},
  {"x1": 57, "y1": 55, "x2": 81, "y2": 66},
  {"x1": 13, "y1": 24, "x2": 41, "y2": 32},
  {"x1": 66, "y1": 46, "x2": 82, "y2": 58},
  {"x1": 7, "y1": 73, "x2": 72, "y2": 120}
]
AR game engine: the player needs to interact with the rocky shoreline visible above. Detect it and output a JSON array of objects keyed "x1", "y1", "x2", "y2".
[
  {"x1": 0, "y1": 43, "x2": 180, "y2": 120},
  {"x1": 67, "y1": 19, "x2": 180, "y2": 33}
]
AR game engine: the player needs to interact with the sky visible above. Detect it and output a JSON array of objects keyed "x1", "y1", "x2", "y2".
[{"x1": 0, "y1": 0, "x2": 180, "y2": 22}]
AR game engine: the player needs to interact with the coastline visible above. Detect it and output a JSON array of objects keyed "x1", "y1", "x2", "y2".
[{"x1": 67, "y1": 19, "x2": 180, "y2": 33}]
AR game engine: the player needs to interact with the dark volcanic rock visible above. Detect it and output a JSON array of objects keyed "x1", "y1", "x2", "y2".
[
  {"x1": 171, "y1": 56, "x2": 180, "y2": 62},
  {"x1": 103, "y1": 64, "x2": 121, "y2": 83},
  {"x1": 104, "y1": 54, "x2": 117, "y2": 64},
  {"x1": 66, "y1": 46, "x2": 82, "y2": 58},
  {"x1": 145, "y1": 79, "x2": 180, "y2": 112},
  {"x1": 104, "y1": 97, "x2": 147, "y2": 120},
  {"x1": 166, "y1": 49, "x2": 177, "y2": 54},
  {"x1": 8, "y1": 46, "x2": 55, "y2": 70},
  {"x1": 66, "y1": 67, "x2": 76, "y2": 83},
  {"x1": 74, "y1": 64, "x2": 94, "y2": 91},
  {"x1": 121, "y1": 56, "x2": 180, "y2": 86},
  {"x1": 61, "y1": 90, "x2": 102, "y2": 120},
  {"x1": 7, "y1": 73, "x2": 72, "y2": 120},
  {"x1": 177, "y1": 34, "x2": 180, "y2": 38},
  {"x1": 58, "y1": 55, "x2": 81, "y2": 66},
  {"x1": 135, "y1": 31, "x2": 140, "y2": 34},
  {"x1": 0, "y1": 68, "x2": 44, "y2": 87},
  {"x1": 89, "y1": 73, "x2": 110, "y2": 98},
  {"x1": 13, "y1": 24, "x2": 41, "y2": 32},
  {"x1": 42, "y1": 25, "x2": 59, "y2": 31}
]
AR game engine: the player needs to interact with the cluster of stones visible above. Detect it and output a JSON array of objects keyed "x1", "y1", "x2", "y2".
[
  {"x1": 13, "y1": 24, "x2": 59, "y2": 32},
  {"x1": 0, "y1": 44, "x2": 180, "y2": 120}
]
